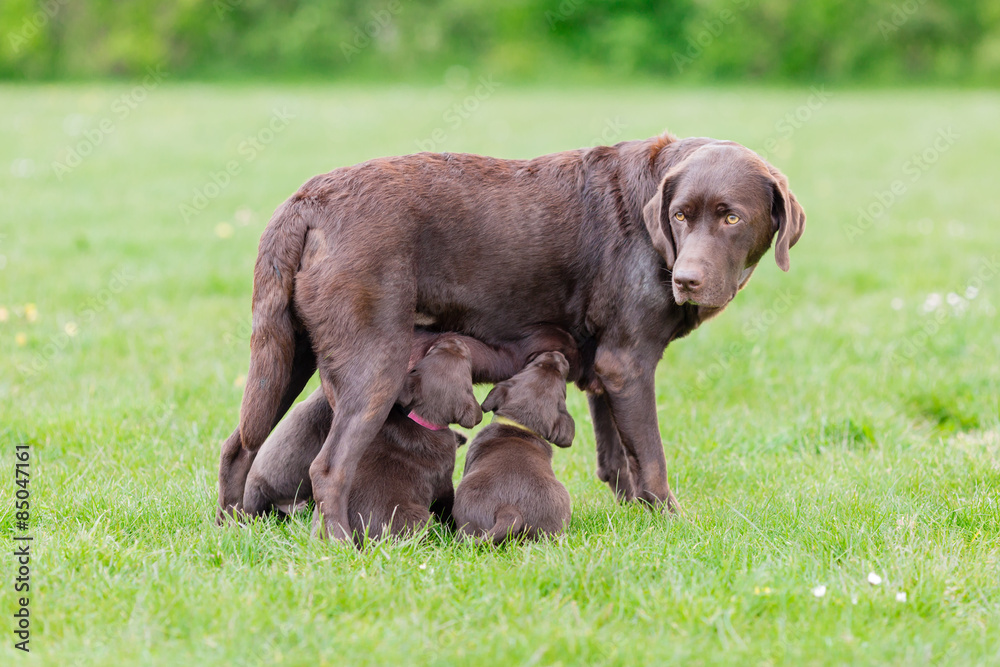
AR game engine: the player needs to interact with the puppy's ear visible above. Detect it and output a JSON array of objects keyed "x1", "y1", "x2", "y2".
[
  {"x1": 767, "y1": 165, "x2": 806, "y2": 272},
  {"x1": 642, "y1": 174, "x2": 678, "y2": 269},
  {"x1": 550, "y1": 409, "x2": 576, "y2": 448},
  {"x1": 481, "y1": 383, "x2": 508, "y2": 414},
  {"x1": 457, "y1": 396, "x2": 483, "y2": 429},
  {"x1": 397, "y1": 371, "x2": 419, "y2": 407}
]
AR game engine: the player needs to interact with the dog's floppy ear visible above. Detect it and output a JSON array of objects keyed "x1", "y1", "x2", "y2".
[
  {"x1": 767, "y1": 165, "x2": 806, "y2": 272},
  {"x1": 550, "y1": 409, "x2": 576, "y2": 448},
  {"x1": 481, "y1": 383, "x2": 508, "y2": 414},
  {"x1": 642, "y1": 174, "x2": 678, "y2": 269},
  {"x1": 456, "y1": 397, "x2": 483, "y2": 430},
  {"x1": 397, "y1": 371, "x2": 419, "y2": 407}
]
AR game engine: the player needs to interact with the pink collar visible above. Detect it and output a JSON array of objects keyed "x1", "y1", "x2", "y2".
[{"x1": 408, "y1": 411, "x2": 447, "y2": 431}]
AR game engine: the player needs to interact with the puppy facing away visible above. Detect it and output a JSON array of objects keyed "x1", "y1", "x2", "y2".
[
  {"x1": 454, "y1": 351, "x2": 575, "y2": 544},
  {"x1": 243, "y1": 338, "x2": 478, "y2": 544}
]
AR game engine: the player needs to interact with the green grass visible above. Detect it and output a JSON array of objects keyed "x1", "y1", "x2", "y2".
[{"x1": 1, "y1": 83, "x2": 999, "y2": 665}]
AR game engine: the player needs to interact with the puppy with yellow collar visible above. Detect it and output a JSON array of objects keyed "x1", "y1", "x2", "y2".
[{"x1": 454, "y1": 351, "x2": 575, "y2": 543}]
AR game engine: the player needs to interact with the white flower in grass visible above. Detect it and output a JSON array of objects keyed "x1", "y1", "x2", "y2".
[
  {"x1": 896, "y1": 591, "x2": 907, "y2": 602},
  {"x1": 812, "y1": 585, "x2": 827, "y2": 598},
  {"x1": 851, "y1": 594, "x2": 858, "y2": 605},
  {"x1": 235, "y1": 207, "x2": 254, "y2": 226},
  {"x1": 966, "y1": 285, "x2": 979, "y2": 300},
  {"x1": 890, "y1": 298, "x2": 904, "y2": 311},
  {"x1": 867, "y1": 572, "x2": 882, "y2": 586},
  {"x1": 923, "y1": 293, "x2": 942, "y2": 313}
]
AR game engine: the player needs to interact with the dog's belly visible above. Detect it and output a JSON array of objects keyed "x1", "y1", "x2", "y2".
[{"x1": 414, "y1": 271, "x2": 583, "y2": 341}]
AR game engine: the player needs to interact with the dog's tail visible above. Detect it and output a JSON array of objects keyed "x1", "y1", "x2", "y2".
[
  {"x1": 238, "y1": 197, "x2": 313, "y2": 452},
  {"x1": 482, "y1": 505, "x2": 525, "y2": 545}
]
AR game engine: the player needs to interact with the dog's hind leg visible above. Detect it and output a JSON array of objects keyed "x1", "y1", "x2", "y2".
[
  {"x1": 302, "y1": 268, "x2": 414, "y2": 542},
  {"x1": 308, "y1": 344, "x2": 410, "y2": 542}
]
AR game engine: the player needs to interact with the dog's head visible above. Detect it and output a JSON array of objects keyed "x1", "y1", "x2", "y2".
[
  {"x1": 643, "y1": 139, "x2": 806, "y2": 309},
  {"x1": 481, "y1": 351, "x2": 575, "y2": 448},
  {"x1": 398, "y1": 337, "x2": 483, "y2": 429}
]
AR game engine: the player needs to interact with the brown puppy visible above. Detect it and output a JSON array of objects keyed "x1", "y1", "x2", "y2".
[
  {"x1": 219, "y1": 133, "x2": 806, "y2": 540},
  {"x1": 244, "y1": 339, "x2": 477, "y2": 544},
  {"x1": 454, "y1": 351, "x2": 574, "y2": 544}
]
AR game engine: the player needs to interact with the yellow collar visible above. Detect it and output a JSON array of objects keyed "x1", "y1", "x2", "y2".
[{"x1": 492, "y1": 414, "x2": 541, "y2": 439}]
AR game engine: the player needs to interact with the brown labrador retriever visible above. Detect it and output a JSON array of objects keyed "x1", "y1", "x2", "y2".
[
  {"x1": 454, "y1": 351, "x2": 575, "y2": 543},
  {"x1": 218, "y1": 132, "x2": 805, "y2": 540},
  {"x1": 244, "y1": 339, "x2": 476, "y2": 544}
]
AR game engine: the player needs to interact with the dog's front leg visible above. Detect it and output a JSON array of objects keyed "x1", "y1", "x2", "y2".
[
  {"x1": 593, "y1": 346, "x2": 680, "y2": 513},
  {"x1": 588, "y1": 392, "x2": 639, "y2": 502}
]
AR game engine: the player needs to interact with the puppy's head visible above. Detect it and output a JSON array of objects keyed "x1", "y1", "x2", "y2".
[
  {"x1": 482, "y1": 351, "x2": 575, "y2": 448},
  {"x1": 398, "y1": 337, "x2": 483, "y2": 429},
  {"x1": 644, "y1": 139, "x2": 806, "y2": 309}
]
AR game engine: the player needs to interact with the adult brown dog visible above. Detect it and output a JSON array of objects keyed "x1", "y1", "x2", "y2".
[
  {"x1": 454, "y1": 351, "x2": 575, "y2": 543},
  {"x1": 218, "y1": 132, "x2": 805, "y2": 541}
]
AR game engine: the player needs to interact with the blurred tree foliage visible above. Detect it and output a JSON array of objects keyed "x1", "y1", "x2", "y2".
[{"x1": 1, "y1": 0, "x2": 998, "y2": 83}]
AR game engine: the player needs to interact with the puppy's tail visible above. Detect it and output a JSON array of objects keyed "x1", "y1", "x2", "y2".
[
  {"x1": 482, "y1": 505, "x2": 525, "y2": 545},
  {"x1": 238, "y1": 197, "x2": 313, "y2": 452}
]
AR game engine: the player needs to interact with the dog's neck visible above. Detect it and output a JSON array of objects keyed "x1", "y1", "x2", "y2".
[
  {"x1": 407, "y1": 411, "x2": 447, "y2": 431},
  {"x1": 491, "y1": 413, "x2": 541, "y2": 439}
]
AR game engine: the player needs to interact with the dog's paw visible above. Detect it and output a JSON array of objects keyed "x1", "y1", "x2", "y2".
[
  {"x1": 597, "y1": 464, "x2": 638, "y2": 502},
  {"x1": 215, "y1": 503, "x2": 243, "y2": 526}
]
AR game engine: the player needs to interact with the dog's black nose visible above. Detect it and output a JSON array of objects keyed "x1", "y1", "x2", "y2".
[{"x1": 673, "y1": 268, "x2": 703, "y2": 292}]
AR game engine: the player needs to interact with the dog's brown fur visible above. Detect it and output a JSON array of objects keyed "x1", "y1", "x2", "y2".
[
  {"x1": 218, "y1": 133, "x2": 805, "y2": 540},
  {"x1": 241, "y1": 328, "x2": 581, "y2": 543},
  {"x1": 243, "y1": 340, "x2": 474, "y2": 545},
  {"x1": 454, "y1": 352, "x2": 574, "y2": 543}
]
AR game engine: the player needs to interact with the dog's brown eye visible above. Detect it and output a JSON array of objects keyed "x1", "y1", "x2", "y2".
[
  {"x1": 674, "y1": 212, "x2": 685, "y2": 222},
  {"x1": 726, "y1": 214, "x2": 740, "y2": 225}
]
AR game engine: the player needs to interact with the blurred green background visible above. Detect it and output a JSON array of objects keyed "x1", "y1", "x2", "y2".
[{"x1": 2, "y1": 0, "x2": 1000, "y2": 84}]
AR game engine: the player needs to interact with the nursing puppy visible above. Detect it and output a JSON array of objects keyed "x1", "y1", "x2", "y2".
[
  {"x1": 454, "y1": 351, "x2": 575, "y2": 544},
  {"x1": 244, "y1": 338, "x2": 477, "y2": 544}
]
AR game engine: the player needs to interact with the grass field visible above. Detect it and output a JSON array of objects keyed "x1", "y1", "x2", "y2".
[{"x1": 1, "y1": 82, "x2": 998, "y2": 665}]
